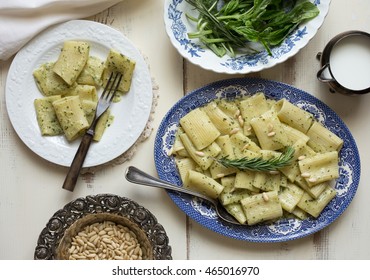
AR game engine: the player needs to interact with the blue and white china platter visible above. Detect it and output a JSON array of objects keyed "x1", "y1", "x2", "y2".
[
  {"x1": 154, "y1": 78, "x2": 360, "y2": 242},
  {"x1": 164, "y1": 0, "x2": 331, "y2": 74}
]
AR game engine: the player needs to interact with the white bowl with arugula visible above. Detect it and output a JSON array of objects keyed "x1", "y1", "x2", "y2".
[{"x1": 164, "y1": 0, "x2": 330, "y2": 74}]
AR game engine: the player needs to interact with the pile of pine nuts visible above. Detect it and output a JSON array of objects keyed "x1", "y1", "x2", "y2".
[{"x1": 67, "y1": 220, "x2": 144, "y2": 260}]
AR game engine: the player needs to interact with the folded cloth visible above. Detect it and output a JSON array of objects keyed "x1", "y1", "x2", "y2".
[{"x1": 0, "y1": 0, "x2": 122, "y2": 61}]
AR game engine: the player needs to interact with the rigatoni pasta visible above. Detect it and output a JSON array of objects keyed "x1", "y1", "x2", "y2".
[
  {"x1": 186, "y1": 170, "x2": 224, "y2": 199},
  {"x1": 306, "y1": 121, "x2": 344, "y2": 152},
  {"x1": 180, "y1": 108, "x2": 220, "y2": 150},
  {"x1": 33, "y1": 62, "x2": 75, "y2": 96},
  {"x1": 241, "y1": 190, "x2": 283, "y2": 226},
  {"x1": 102, "y1": 49, "x2": 136, "y2": 95},
  {"x1": 34, "y1": 95, "x2": 63, "y2": 136},
  {"x1": 53, "y1": 41, "x2": 90, "y2": 85},
  {"x1": 275, "y1": 98, "x2": 314, "y2": 133},
  {"x1": 52, "y1": 96, "x2": 90, "y2": 141},
  {"x1": 32, "y1": 40, "x2": 136, "y2": 142},
  {"x1": 298, "y1": 151, "x2": 339, "y2": 187},
  {"x1": 171, "y1": 92, "x2": 342, "y2": 226},
  {"x1": 250, "y1": 110, "x2": 288, "y2": 151}
]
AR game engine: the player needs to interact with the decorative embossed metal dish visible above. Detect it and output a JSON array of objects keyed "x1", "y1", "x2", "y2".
[
  {"x1": 164, "y1": 0, "x2": 330, "y2": 74},
  {"x1": 34, "y1": 194, "x2": 172, "y2": 259},
  {"x1": 154, "y1": 77, "x2": 360, "y2": 242}
]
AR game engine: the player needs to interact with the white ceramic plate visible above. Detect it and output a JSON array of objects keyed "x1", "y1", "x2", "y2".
[
  {"x1": 164, "y1": 0, "x2": 331, "y2": 74},
  {"x1": 6, "y1": 20, "x2": 153, "y2": 167}
]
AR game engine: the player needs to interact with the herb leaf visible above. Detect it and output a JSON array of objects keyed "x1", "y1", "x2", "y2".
[
  {"x1": 217, "y1": 146, "x2": 295, "y2": 171},
  {"x1": 185, "y1": 0, "x2": 320, "y2": 57}
]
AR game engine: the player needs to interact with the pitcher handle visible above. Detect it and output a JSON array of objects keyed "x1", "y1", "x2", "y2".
[{"x1": 317, "y1": 63, "x2": 335, "y2": 83}]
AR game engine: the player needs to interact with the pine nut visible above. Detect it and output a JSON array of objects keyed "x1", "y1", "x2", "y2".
[
  {"x1": 242, "y1": 144, "x2": 249, "y2": 150},
  {"x1": 66, "y1": 220, "x2": 143, "y2": 260},
  {"x1": 267, "y1": 131, "x2": 276, "y2": 137},
  {"x1": 308, "y1": 177, "x2": 318, "y2": 183},
  {"x1": 262, "y1": 192, "x2": 269, "y2": 202},
  {"x1": 238, "y1": 115, "x2": 244, "y2": 127},
  {"x1": 230, "y1": 128, "x2": 240, "y2": 135}
]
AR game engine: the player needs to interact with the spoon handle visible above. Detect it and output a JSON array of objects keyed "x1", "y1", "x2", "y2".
[{"x1": 125, "y1": 166, "x2": 216, "y2": 205}]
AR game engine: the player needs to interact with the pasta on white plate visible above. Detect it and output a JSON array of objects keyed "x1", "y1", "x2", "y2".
[
  {"x1": 33, "y1": 40, "x2": 136, "y2": 142},
  {"x1": 170, "y1": 93, "x2": 343, "y2": 226}
]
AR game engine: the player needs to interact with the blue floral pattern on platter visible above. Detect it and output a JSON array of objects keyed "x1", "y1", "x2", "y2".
[
  {"x1": 164, "y1": 0, "x2": 331, "y2": 74},
  {"x1": 154, "y1": 78, "x2": 361, "y2": 242}
]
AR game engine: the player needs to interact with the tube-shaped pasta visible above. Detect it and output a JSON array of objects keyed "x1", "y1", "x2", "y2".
[
  {"x1": 209, "y1": 161, "x2": 237, "y2": 179},
  {"x1": 102, "y1": 49, "x2": 136, "y2": 93},
  {"x1": 93, "y1": 110, "x2": 111, "y2": 142},
  {"x1": 294, "y1": 175, "x2": 328, "y2": 199},
  {"x1": 306, "y1": 121, "x2": 344, "y2": 153},
  {"x1": 34, "y1": 95, "x2": 63, "y2": 136},
  {"x1": 219, "y1": 176, "x2": 250, "y2": 206},
  {"x1": 53, "y1": 41, "x2": 90, "y2": 85},
  {"x1": 179, "y1": 133, "x2": 220, "y2": 170},
  {"x1": 280, "y1": 175, "x2": 288, "y2": 188},
  {"x1": 297, "y1": 186, "x2": 336, "y2": 218},
  {"x1": 186, "y1": 170, "x2": 224, "y2": 199},
  {"x1": 220, "y1": 176, "x2": 235, "y2": 189},
  {"x1": 234, "y1": 170, "x2": 259, "y2": 192},
  {"x1": 241, "y1": 190, "x2": 283, "y2": 226},
  {"x1": 239, "y1": 92, "x2": 270, "y2": 133},
  {"x1": 279, "y1": 162, "x2": 300, "y2": 183},
  {"x1": 279, "y1": 139, "x2": 309, "y2": 182},
  {"x1": 201, "y1": 101, "x2": 240, "y2": 135},
  {"x1": 229, "y1": 131, "x2": 261, "y2": 156},
  {"x1": 180, "y1": 108, "x2": 220, "y2": 150},
  {"x1": 77, "y1": 56, "x2": 104, "y2": 86},
  {"x1": 281, "y1": 123, "x2": 310, "y2": 145},
  {"x1": 278, "y1": 182, "x2": 305, "y2": 213},
  {"x1": 216, "y1": 99, "x2": 240, "y2": 118},
  {"x1": 68, "y1": 84, "x2": 98, "y2": 102},
  {"x1": 298, "y1": 151, "x2": 339, "y2": 187},
  {"x1": 291, "y1": 207, "x2": 309, "y2": 220},
  {"x1": 52, "y1": 96, "x2": 89, "y2": 141},
  {"x1": 216, "y1": 135, "x2": 235, "y2": 159},
  {"x1": 250, "y1": 110, "x2": 288, "y2": 151},
  {"x1": 171, "y1": 93, "x2": 344, "y2": 226},
  {"x1": 175, "y1": 157, "x2": 198, "y2": 187},
  {"x1": 275, "y1": 99, "x2": 314, "y2": 133},
  {"x1": 253, "y1": 171, "x2": 281, "y2": 192},
  {"x1": 224, "y1": 203, "x2": 247, "y2": 224},
  {"x1": 33, "y1": 62, "x2": 74, "y2": 96},
  {"x1": 81, "y1": 99, "x2": 97, "y2": 125}
]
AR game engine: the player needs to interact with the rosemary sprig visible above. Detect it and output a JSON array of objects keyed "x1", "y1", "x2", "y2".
[{"x1": 217, "y1": 147, "x2": 295, "y2": 172}]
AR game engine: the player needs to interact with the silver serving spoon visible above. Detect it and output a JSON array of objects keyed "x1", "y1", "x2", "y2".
[{"x1": 125, "y1": 166, "x2": 240, "y2": 225}]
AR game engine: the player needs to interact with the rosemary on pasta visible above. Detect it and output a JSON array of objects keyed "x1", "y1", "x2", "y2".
[{"x1": 216, "y1": 146, "x2": 295, "y2": 172}]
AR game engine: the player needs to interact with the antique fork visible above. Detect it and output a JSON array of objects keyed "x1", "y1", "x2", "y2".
[{"x1": 62, "y1": 72, "x2": 123, "y2": 192}]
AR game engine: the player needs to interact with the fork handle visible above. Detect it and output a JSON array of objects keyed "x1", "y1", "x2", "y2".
[{"x1": 62, "y1": 133, "x2": 93, "y2": 192}]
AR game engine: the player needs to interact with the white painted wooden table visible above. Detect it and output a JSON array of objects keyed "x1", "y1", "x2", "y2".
[{"x1": 1, "y1": 0, "x2": 369, "y2": 260}]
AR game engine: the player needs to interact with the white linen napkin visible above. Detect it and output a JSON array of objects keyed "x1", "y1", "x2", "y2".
[{"x1": 0, "y1": 0, "x2": 122, "y2": 61}]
